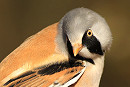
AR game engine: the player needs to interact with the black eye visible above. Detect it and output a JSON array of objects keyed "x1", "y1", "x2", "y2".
[{"x1": 87, "y1": 30, "x2": 93, "y2": 37}]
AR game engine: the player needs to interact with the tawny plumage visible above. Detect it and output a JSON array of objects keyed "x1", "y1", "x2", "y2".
[{"x1": 0, "y1": 8, "x2": 112, "y2": 87}]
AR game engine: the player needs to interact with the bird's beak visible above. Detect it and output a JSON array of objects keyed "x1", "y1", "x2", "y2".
[{"x1": 73, "y1": 44, "x2": 83, "y2": 56}]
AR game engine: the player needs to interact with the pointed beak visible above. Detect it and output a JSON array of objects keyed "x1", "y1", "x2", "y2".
[{"x1": 73, "y1": 44, "x2": 83, "y2": 56}]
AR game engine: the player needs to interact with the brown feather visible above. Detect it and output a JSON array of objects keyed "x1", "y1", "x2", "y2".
[
  {"x1": 2, "y1": 60, "x2": 85, "y2": 87},
  {"x1": 0, "y1": 23, "x2": 68, "y2": 85}
]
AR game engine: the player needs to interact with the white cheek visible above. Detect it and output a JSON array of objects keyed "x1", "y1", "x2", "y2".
[{"x1": 79, "y1": 47, "x2": 99, "y2": 59}]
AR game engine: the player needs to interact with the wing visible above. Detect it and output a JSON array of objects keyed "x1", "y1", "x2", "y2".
[{"x1": 2, "y1": 60, "x2": 86, "y2": 87}]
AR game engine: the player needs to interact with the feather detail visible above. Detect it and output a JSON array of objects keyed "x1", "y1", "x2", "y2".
[{"x1": 2, "y1": 60, "x2": 87, "y2": 87}]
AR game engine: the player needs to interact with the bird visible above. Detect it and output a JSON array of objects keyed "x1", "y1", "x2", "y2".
[{"x1": 0, "y1": 7, "x2": 112, "y2": 87}]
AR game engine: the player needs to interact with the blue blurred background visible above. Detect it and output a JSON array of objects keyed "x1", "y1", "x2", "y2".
[{"x1": 0, "y1": 0, "x2": 129, "y2": 87}]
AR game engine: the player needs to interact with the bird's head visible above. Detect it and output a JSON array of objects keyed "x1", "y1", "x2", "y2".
[{"x1": 57, "y1": 8, "x2": 112, "y2": 59}]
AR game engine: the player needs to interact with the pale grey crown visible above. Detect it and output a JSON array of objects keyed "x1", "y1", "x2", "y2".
[{"x1": 56, "y1": 7, "x2": 112, "y2": 57}]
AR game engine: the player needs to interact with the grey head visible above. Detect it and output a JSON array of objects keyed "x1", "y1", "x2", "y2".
[{"x1": 56, "y1": 7, "x2": 112, "y2": 59}]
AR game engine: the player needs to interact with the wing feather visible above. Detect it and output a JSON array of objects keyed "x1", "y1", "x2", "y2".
[{"x1": 3, "y1": 60, "x2": 87, "y2": 87}]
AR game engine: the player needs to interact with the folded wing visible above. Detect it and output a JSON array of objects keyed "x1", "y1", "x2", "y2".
[{"x1": 3, "y1": 60, "x2": 87, "y2": 87}]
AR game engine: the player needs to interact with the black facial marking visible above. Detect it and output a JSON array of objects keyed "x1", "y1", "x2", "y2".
[
  {"x1": 82, "y1": 31, "x2": 103, "y2": 55},
  {"x1": 66, "y1": 35, "x2": 74, "y2": 58},
  {"x1": 66, "y1": 35, "x2": 95, "y2": 64}
]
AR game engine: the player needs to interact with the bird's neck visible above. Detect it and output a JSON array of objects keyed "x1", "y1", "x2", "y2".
[{"x1": 74, "y1": 55, "x2": 104, "y2": 87}]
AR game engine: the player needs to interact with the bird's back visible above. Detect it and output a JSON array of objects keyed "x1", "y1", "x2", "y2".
[{"x1": 0, "y1": 23, "x2": 68, "y2": 85}]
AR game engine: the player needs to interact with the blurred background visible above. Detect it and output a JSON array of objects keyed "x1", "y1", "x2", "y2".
[{"x1": 0, "y1": 0, "x2": 129, "y2": 87}]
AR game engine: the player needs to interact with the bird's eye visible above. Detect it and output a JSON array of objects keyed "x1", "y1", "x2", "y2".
[{"x1": 87, "y1": 29, "x2": 93, "y2": 37}]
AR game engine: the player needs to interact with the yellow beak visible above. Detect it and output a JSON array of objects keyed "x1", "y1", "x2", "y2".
[{"x1": 73, "y1": 44, "x2": 83, "y2": 56}]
